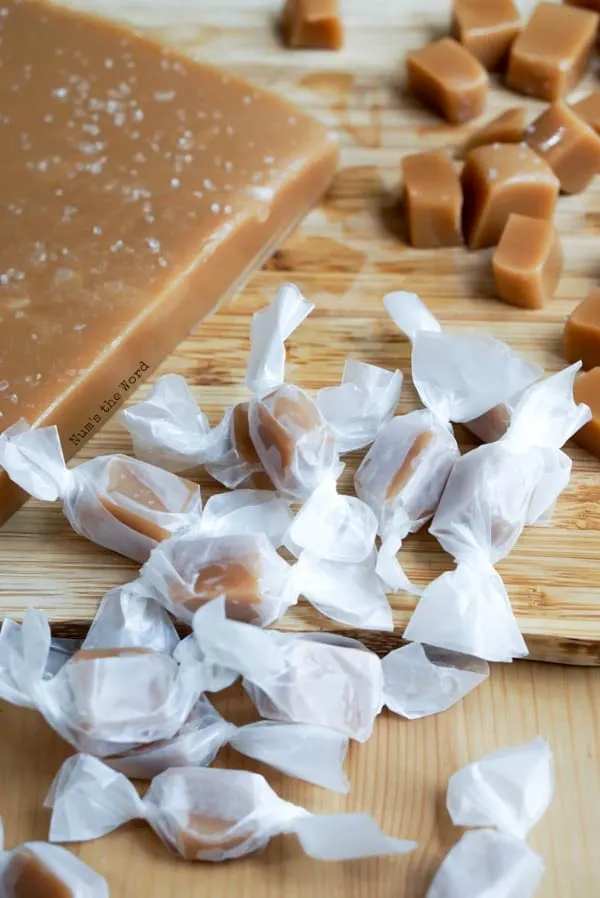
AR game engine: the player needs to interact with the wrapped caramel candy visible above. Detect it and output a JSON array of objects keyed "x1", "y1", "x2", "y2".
[
  {"x1": 0, "y1": 821, "x2": 108, "y2": 898},
  {"x1": 404, "y1": 366, "x2": 590, "y2": 661},
  {"x1": 0, "y1": 609, "x2": 204, "y2": 757},
  {"x1": 384, "y1": 291, "x2": 543, "y2": 443},
  {"x1": 82, "y1": 585, "x2": 180, "y2": 656},
  {"x1": 355, "y1": 409, "x2": 460, "y2": 593},
  {"x1": 47, "y1": 756, "x2": 416, "y2": 861},
  {"x1": 107, "y1": 694, "x2": 350, "y2": 792},
  {"x1": 0, "y1": 423, "x2": 202, "y2": 562}
]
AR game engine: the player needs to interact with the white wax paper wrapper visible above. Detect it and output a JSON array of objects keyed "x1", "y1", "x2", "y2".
[
  {"x1": 47, "y1": 755, "x2": 416, "y2": 861},
  {"x1": 355, "y1": 409, "x2": 459, "y2": 594},
  {"x1": 0, "y1": 610, "x2": 204, "y2": 757},
  {"x1": 192, "y1": 599, "x2": 384, "y2": 742},
  {"x1": 384, "y1": 291, "x2": 543, "y2": 434},
  {"x1": 317, "y1": 360, "x2": 403, "y2": 453},
  {"x1": 245, "y1": 283, "x2": 314, "y2": 397},
  {"x1": 0, "y1": 423, "x2": 202, "y2": 562},
  {"x1": 286, "y1": 479, "x2": 378, "y2": 563},
  {"x1": 82, "y1": 585, "x2": 180, "y2": 656},
  {"x1": 249, "y1": 383, "x2": 342, "y2": 501},
  {"x1": 382, "y1": 643, "x2": 489, "y2": 719},
  {"x1": 0, "y1": 825, "x2": 108, "y2": 898},
  {"x1": 136, "y1": 528, "x2": 297, "y2": 627},
  {"x1": 403, "y1": 562, "x2": 527, "y2": 662},
  {"x1": 426, "y1": 829, "x2": 545, "y2": 898},
  {"x1": 293, "y1": 551, "x2": 394, "y2": 631},
  {"x1": 120, "y1": 373, "x2": 222, "y2": 472},
  {"x1": 107, "y1": 694, "x2": 350, "y2": 792},
  {"x1": 199, "y1": 489, "x2": 292, "y2": 548},
  {"x1": 406, "y1": 366, "x2": 589, "y2": 662},
  {"x1": 446, "y1": 736, "x2": 554, "y2": 838}
]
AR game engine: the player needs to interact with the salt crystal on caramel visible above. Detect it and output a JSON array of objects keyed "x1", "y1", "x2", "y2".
[
  {"x1": 461, "y1": 143, "x2": 559, "y2": 250},
  {"x1": 451, "y1": 0, "x2": 521, "y2": 71},
  {"x1": 506, "y1": 2, "x2": 598, "y2": 100},
  {"x1": 493, "y1": 214, "x2": 563, "y2": 309},
  {"x1": 573, "y1": 368, "x2": 600, "y2": 456},
  {"x1": 282, "y1": 0, "x2": 343, "y2": 50},
  {"x1": 525, "y1": 101, "x2": 600, "y2": 195},
  {"x1": 564, "y1": 288, "x2": 600, "y2": 369},
  {"x1": 406, "y1": 38, "x2": 488, "y2": 124},
  {"x1": 402, "y1": 152, "x2": 463, "y2": 248}
]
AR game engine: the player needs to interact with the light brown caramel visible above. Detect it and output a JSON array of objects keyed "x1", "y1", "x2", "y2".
[
  {"x1": 282, "y1": 0, "x2": 343, "y2": 49},
  {"x1": 100, "y1": 457, "x2": 197, "y2": 541},
  {"x1": 466, "y1": 404, "x2": 511, "y2": 443},
  {"x1": 72, "y1": 647, "x2": 151, "y2": 662},
  {"x1": 451, "y1": 0, "x2": 521, "y2": 71},
  {"x1": 385, "y1": 431, "x2": 434, "y2": 501},
  {"x1": 257, "y1": 389, "x2": 323, "y2": 478},
  {"x1": 172, "y1": 556, "x2": 262, "y2": 622},
  {"x1": 0, "y1": 0, "x2": 337, "y2": 525},
  {"x1": 572, "y1": 91, "x2": 600, "y2": 134},
  {"x1": 573, "y1": 368, "x2": 600, "y2": 455},
  {"x1": 564, "y1": 289, "x2": 600, "y2": 369},
  {"x1": 178, "y1": 812, "x2": 249, "y2": 860},
  {"x1": 525, "y1": 101, "x2": 600, "y2": 195},
  {"x1": 406, "y1": 38, "x2": 488, "y2": 124},
  {"x1": 506, "y1": 2, "x2": 598, "y2": 101},
  {"x1": 464, "y1": 107, "x2": 527, "y2": 153},
  {"x1": 3, "y1": 847, "x2": 73, "y2": 898},
  {"x1": 492, "y1": 214, "x2": 563, "y2": 309},
  {"x1": 461, "y1": 143, "x2": 559, "y2": 250},
  {"x1": 402, "y1": 152, "x2": 462, "y2": 248},
  {"x1": 232, "y1": 402, "x2": 262, "y2": 467}
]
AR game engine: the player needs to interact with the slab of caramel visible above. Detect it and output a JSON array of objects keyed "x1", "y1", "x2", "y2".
[
  {"x1": 406, "y1": 38, "x2": 488, "y2": 124},
  {"x1": 564, "y1": 289, "x2": 600, "y2": 369},
  {"x1": 573, "y1": 368, "x2": 600, "y2": 455},
  {"x1": 464, "y1": 107, "x2": 527, "y2": 153},
  {"x1": 492, "y1": 214, "x2": 563, "y2": 309},
  {"x1": 0, "y1": 0, "x2": 337, "y2": 524},
  {"x1": 451, "y1": 0, "x2": 521, "y2": 71},
  {"x1": 3, "y1": 847, "x2": 73, "y2": 898},
  {"x1": 572, "y1": 91, "x2": 600, "y2": 134},
  {"x1": 526, "y1": 101, "x2": 600, "y2": 195},
  {"x1": 461, "y1": 143, "x2": 559, "y2": 250},
  {"x1": 282, "y1": 0, "x2": 343, "y2": 50},
  {"x1": 402, "y1": 152, "x2": 462, "y2": 248},
  {"x1": 506, "y1": 2, "x2": 598, "y2": 101},
  {"x1": 385, "y1": 430, "x2": 435, "y2": 501}
]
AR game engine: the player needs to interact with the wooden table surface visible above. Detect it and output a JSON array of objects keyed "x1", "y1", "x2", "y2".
[{"x1": 2, "y1": 1, "x2": 600, "y2": 895}]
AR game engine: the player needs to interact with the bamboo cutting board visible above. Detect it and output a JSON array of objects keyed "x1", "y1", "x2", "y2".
[{"x1": 1, "y1": 0, "x2": 600, "y2": 664}]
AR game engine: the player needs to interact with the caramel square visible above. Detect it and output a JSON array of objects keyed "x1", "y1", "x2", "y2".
[
  {"x1": 406, "y1": 38, "x2": 488, "y2": 124},
  {"x1": 282, "y1": 0, "x2": 343, "y2": 49},
  {"x1": 526, "y1": 101, "x2": 600, "y2": 194},
  {"x1": 402, "y1": 152, "x2": 463, "y2": 248},
  {"x1": 573, "y1": 368, "x2": 600, "y2": 456},
  {"x1": 464, "y1": 106, "x2": 527, "y2": 153},
  {"x1": 506, "y1": 2, "x2": 598, "y2": 100},
  {"x1": 461, "y1": 143, "x2": 559, "y2": 250},
  {"x1": 564, "y1": 289, "x2": 600, "y2": 370},
  {"x1": 572, "y1": 91, "x2": 600, "y2": 135},
  {"x1": 492, "y1": 214, "x2": 563, "y2": 309},
  {"x1": 451, "y1": 0, "x2": 521, "y2": 71}
]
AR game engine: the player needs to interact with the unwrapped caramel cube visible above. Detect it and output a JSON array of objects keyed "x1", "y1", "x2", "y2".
[
  {"x1": 464, "y1": 107, "x2": 527, "y2": 152},
  {"x1": 402, "y1": 152, "x2": 463, "y2": 248},
  {"x1": 461, "y1": 143, "x2": 559, "y2": 250},
  {"x1": 506, "y1": 2, "x2": 598, "y2": 100},
  {"x1": 572, "y1": 91, "x2": 600, "y2": 134},
  {"x1": 564, "y1": 289, "x2": 600, "y2": 369},
  {"x1": 406, "y1": 38, "x2": 488, "y2": 124},
  {"x1": 525, "y1": 101, "x2": 600, "y2": 195},
  {"x1": 451, "y1": 0, "x2": 521, "y2": 71},
  {"x1": 573, "y1": 368, "x2": 600, "y2": 456},
  {"x1": 492, "y1": 214, "x2": 563, "y2": 309},
  {"x1": 282, "y1": 0, "x2": 343, "y2": 49}
]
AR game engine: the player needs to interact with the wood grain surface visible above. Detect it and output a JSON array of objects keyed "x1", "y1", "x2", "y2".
[
  {"x1": 2, "y1": 662, "x2": 599, "y2": 897},
  {"x1": 1, "y1": 0, "x2": 599, "y2": 664}
]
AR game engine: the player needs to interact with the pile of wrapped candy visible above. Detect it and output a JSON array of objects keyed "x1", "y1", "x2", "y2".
[{"x1": 0, "y1": 284, "x2": 586, "y2": 896}]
